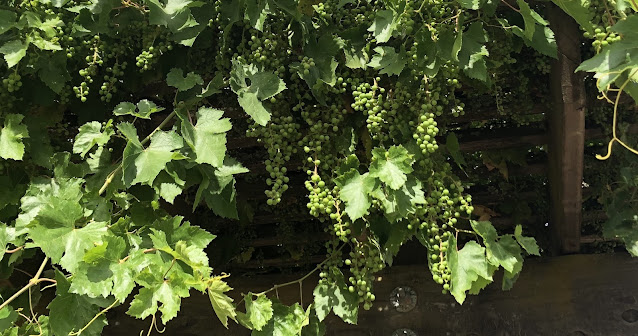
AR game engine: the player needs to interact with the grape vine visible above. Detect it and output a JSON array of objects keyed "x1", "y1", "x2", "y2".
[{"x1": 0, "y1": 0, "x2": 635, "y2": 335}]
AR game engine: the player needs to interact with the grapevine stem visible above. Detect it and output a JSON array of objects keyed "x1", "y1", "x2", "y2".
[
  {"x1": 98, "y1": 111, "x2": 176, "y2": 195},
  {"x1": 5, "y1": 246, "x2": 24, "y2": 254},
  {"x1": 70, "y1": 300, "x2": 119, "y2": 336},
  {"x1": 120, "y1": 248, "x2": 157, "y2": 263},
  {"x1": 500, "y1": 0, "x2": 520, "y2": 12},
  {"x1": 596, "y1": 68, "x2": 638, "y2": 160},
  {"x1": 602, "y1": 0, "x2": 616, "y2": 26},
  {"x1": 252, "y1": 244, "x2": 345, "y2": 298},
  {"x1": 0, "y1": 257, "x2": 50, "y2": 312}
]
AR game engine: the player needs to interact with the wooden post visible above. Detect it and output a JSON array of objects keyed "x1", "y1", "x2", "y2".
[{"x1": 547, "y1": 6, "x2": 587, "y2": 254}]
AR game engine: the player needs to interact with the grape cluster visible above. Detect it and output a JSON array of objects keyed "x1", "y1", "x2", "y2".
[
  {"x1": 246, "y1": 106, "x2": 300, "y2": 205},
  {"x1": 318, "y1": 239, "x2": 345, "y2": 280},
  {"x1": 305, "y1": 173, "x2": 336, "y2": 217},
  {"x1": 586, "y1": 27, "x2": 622, "y2": 51},
  {"x1": 136, "y1": 42, "x2": 173, "y2": 72},
  {"x1": 353, "y1": 81, "x2": 390, "y2": 141},
  {"x1": 346, "y1": 240, "x2": 384, "y2": 310},
  {"x1": 413, "y1": 111, "x2": 439, "y2": 156},
  {"x1": 2, "y1": 73, "x2": 22, "y2": 93},
  {"x1": 238, "y1": 32, "x2": 287, "y2": 76},
  {"x1": 72, "y1": 36, "x2": 105, "y2": 102},
  {"x1": 297, "y1": 102, "x2": 345, "y2": 172},
  {"x1": 99, "y1": 62, "x2": 127, "y2": 102}
]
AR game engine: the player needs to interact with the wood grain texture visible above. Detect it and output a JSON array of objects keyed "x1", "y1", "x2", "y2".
[
  {"x1": 547, "y1": 5, "x2": 587, "y2": 254},
  {"x1": 104, "y1": 253, "x2": 638, "y2": 336}
]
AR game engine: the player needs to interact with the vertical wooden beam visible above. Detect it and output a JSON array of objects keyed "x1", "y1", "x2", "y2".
[{"x1": 547, "y1": 6, "x2": 587, "y2": 254}]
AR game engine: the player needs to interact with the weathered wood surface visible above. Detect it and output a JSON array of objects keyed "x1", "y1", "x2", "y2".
[
  {"x1": 104, "y1": 253, "x2": 638, "y2": 336},
  {"x1": 547, "y1": 5, "x2": 587, "y2": 254}
]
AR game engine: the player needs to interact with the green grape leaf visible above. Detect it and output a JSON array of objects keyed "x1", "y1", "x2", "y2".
[
  {"x1": 517, "y1": 0, "x2": 547, "y2": 40},
  {"x1": 0, "y1": 224, "x2": 10, "y2": 263},
  {"x1": 126, "y1": 288, "x2": 157, "y2": 320},
  {"x1": 372, "y1": 176, "x2": 425, "y2": 222},
  {"x1": 146, "y1": 0, "x2": 201, "y2": 39},
  {"x1": 29, "y1": 220, "x2": 108, "y2": 273},
  {"x1": 437, "y1": 30, "x2": 463, "y2": 61},
  {"x1": 121, "y1": 128, "x2": 183, "y2": 187},
  {"x1": 245, "y1": 294, "x2": 274, "y2": 331},
  {"x1": 114, "y1": 100, "x2": 165, "y2": 119},
  {"x1": 0, "y1": 10, "x2": 17, "y2": 35},
  {"x1": 49, "y1": 270, "x2": 107, "y2": 336},
  {"x1": 550, "y1": 0, "x2": 595, "y2": 34},
  {"x1": 253, "y1": 301, "x2": 310, "y2": 336},
  {"x1": 502, "y1": 251, "x2": 524, "y2": 291},
  {"x1": 129, "y1": 251, "x2": 196, "y2": 322},
  {"x1": 458, "y1": 0, "x2": 487, "y2": 9},
  {"x1": 312, "y1": 269, "x2": 358, "y2": 323},
  {"x1": 51, "y1": 152, "x2": 90, "y2": 179},
  {"x1": 19, "y1": 177, "x2": 107, "y2": 272},
  {"x1": 446, "y1": 132, "x2": 466, "y2": 168},
  {"x1": 208, "y1": 277, "x2": 237, "y2": 328},
  {"x1": 0, "y1": 40, "x2": 27, "y2": 68},
  {"x1": 113, "y1": 102, "x2": 136, "y2": 116},
  {"x1": 166, "y1": 68, "x2": 204, "y2": 91},
  {"x1": 69, "y1": 235, "x2": 138, "y2": 302},
  {"x1": 31, "y1": 34, "x2": 62, "y2": 51},
  {"x1": 198, "y1": 73, "x2": 225, "y2": 98},
  {"x1": 137, "y1": 100, "x2": 165, "y2": 118},
  {"x1": 514, "y1": 225, "x2": 541, "y2": 255},
  {"x1": 367, "y1": 9, "x2": 396, "y2": 43},
  {"x1": 457, "y1": 22, "x2": 489, "y2": 81},
  {"x1": 179, "y1": 107, "x2": 231, "y2": 167},
  {"x1": 290, "y1": 35, "x2": 339, "y2": 103},
  {"x1": 471, "y1": 220, "x2": 498, "y2": 242},
  {"x1": 230, "y1": 60, "x2": 286, "y2": 125},
  {"x1": 127, "y1": 279, "x2": 189, "y2": 324},
  {"x1": 369, "y1": 146, "x2": 414, "y2": 190},
  {"x1": 501, "y1": 18, "x2": 557, "y2": 58},
  {"x1": 337, "y1": 155, "x2": 360, "y2": 176},
  {"x1": 149, "y1": 229, "x2": 211, "y2": 274},
  {"x1": 216, "y1": 156, "x2": 249, "y2": 176},
  {"x1": 612, "y1": 15, "x2": 638, "y2": 37},
  {"x1": 0, "y1": 114, "x2": 29, "y2": 161},
  {"x1": 237, "y1": 311, "x2": 254, "y2": 330},
  {"x1": 73, "y1": 121, "x2": 113, "y2": 158},
  {"x1": 193, "y1": 165, "x2": 232, "y2": 211},
  {"x1": 0, "y1": 305, "x2": 17, "y2": 331},
  {"x1": 205, "y1": 180, "x2": 239, "y2": 220},
  {"x1": 158, "y1": 182, "x2": 182, "y2": 204},
  {"x1": 244, "y1": 0, "x2": 269, "y2": 30},
  {"x1": 36, "y1": 52, "x2": 70, "y2": 94},
  {"x1": 603, "y1": 200, "x2": 638, "y2": 256},
  {"x1": 468, "y1": 268, "x2": 497, "y2": 295},
  {"x1": 575, "y1": 31, "x2": 638, "y2": 93},
  {"x1": 367, "y1": 46, "x2": 407, "y2": 76},
  {"x1": 340, "y1": 25, "x2": 370, "y2": 70},
  {"x1": 471, "y1": 221, "x2": 522, "y2": 273},
  {"x1": 490, "y1": 236, "x2": 523, "y2": 272},
  {"x1": 335, "y1": 169, "x2": 376, "y2": 221},
  {"x1": 301, "y1": 308, "x2": 326, "y2": 336},
  {"x1": 237, "y1": 92, "x2": 271, "y2": 126},
  {"x1": 448, "y1": 236, "x2": 492, "y2": 304},
  {"x1": 17, "y1": 177, "x2": 83, "y2": 228},
  {"x1": 153, "y1": 216, "x2": 215, "y2": 250}
]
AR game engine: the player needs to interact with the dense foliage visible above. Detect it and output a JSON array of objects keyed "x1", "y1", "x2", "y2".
[{"x1": 0, "y1": 0, "x2": 636, "y2": 334}]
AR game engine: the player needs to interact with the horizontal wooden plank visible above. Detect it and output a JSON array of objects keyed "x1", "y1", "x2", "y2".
[{"x1": 103, "y1": 253, "x2": 638, "y2": 336}]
